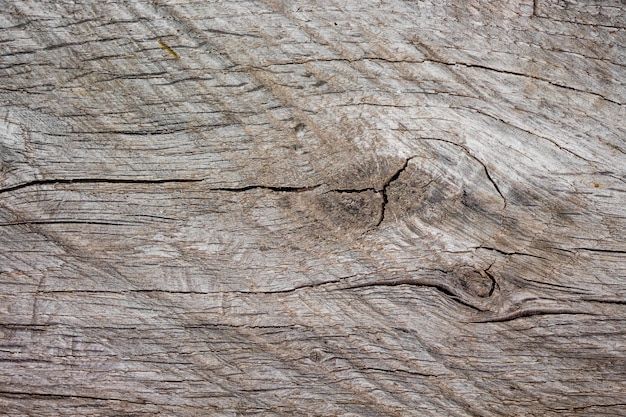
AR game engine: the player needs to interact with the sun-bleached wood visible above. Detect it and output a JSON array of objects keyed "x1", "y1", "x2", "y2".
[{"x1": 1, "y1": 1, "x2": 625, "y2": 415}]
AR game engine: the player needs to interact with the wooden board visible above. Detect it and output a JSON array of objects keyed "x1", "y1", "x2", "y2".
[{"x1": 1, "y1": 0, "x2": 625, "y2": 415}]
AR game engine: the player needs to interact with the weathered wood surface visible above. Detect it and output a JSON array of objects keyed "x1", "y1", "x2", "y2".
[{"x1": 1, "y1": 0, "x2": 625, "y2": 415}]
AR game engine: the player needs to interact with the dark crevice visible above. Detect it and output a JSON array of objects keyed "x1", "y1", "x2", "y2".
[
  {"x1": 523, "y1": 279, "x2": 589, "y2": 293},
  {"x1": 0, "y1": 178, "x2": 202, "y2": 194},
  {"x1": 574, "y1": 247, "x2": 626, "y2": 255},
  {"x1": 237, "y1": 56, "x2": 425, "y2": 72},
  {"x1": 483, "y1": 264, "x2": 498, "y2": 297},
  {"x1": 466, "y1": 107, "x2": 594, "y2": 163},
  {"x1": 236, "y1": 271, "x2": 485, "y2": 311},
  {"x1": 421, "y1": 138, "x2": 507, "y2": 208},
  {"x1": 375, "y1": 156, "x2": 415, "y2": 226},
  {"x1": 0, "y1": 220, "x2": 134, "y2": 227},
  {"x1": 345, "y1": 278, "x2": 485, "y2": 312},
  {"x1": 203, "y1": 27, "x2": 261, "y2": 38},
  {"x1": 481, "y1": 164, "x2": 507, "y2": 209},
  {"x1": 331, "y1": 187, "x2": 376, "y2": 194},
  {"x1": 472, "y1": 309, "x2": 596, "y2": 323},
  {"x1": 439, "y1": 61, "x2": 622, "y2": 105},
  {"x1": 211, "y1": 184, "x2": 322, "y2": 193},
  {"x1": 570, "y1": 403, "x2": 626, "y2": 411},
  {"x1": 71, "y1": 124, "x2": 230, "y2": 135},
  {"x1": 357, "y1": 366, "x2": 439, "y2": 378},
  {"x1": 237, "y1": 278, "x2": 346, "y2": 295},
  {"x1": 0, "y1": 390, "x2": 149, "y2": 405},
  {"x1": 0, "y1": 177, "x2": 328, "y2": 195},
  {"x1": 477, "y1": 246, "x2": 546, "y2": 259},
  {"x1": 534, "y1": 16, "x2": 626, "y2": 31},
  {"x1": 40, "y1": 289, "x2": 215, "y2": 295},
  {"x1": 582, "y1": 298, "x2": 626, "y2": 305}
]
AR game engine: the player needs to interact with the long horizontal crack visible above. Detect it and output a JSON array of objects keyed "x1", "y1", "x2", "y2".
[
  {"x1": 466, "y1": 107, "x2": 593, "y2": 163},
  {"x1": 477, "y1": 246, "x2": 546, "y2": 259},
  {"x1": 345, "y1": 278, "x2": 485, "y2": 312},
  {"x1": 211, "y1": 184, "x2": 321, "y2": 193},
  {"x1": 0, "y1": 161, "x2": 416, "y2": 227},
  {"x1": 232, "y1": 268, "x2": 485, "y2": 312},
  {"x1": 471, "y1": 309, "x2": 596, "y2": 323},
  {"x1": 0, "y1": 177, "x2": 328, "y2": 195},
  {"x1": 0, "y1": 390, "x2": 153, "y2": 405},
  {"x1": 236, "y1": 278, "x2": 347, "y2": 295},
  {"x1": 0, "y1": 178, "x2": 203, "y2": 194},
  {"x1": 357, "y1": 366, "x2": 440, "y2": 378},
  {"x1": 582, "y1": 298, "x2": 626, "y2": 306},
  {"x1": 442, "y1": 61, "x2": 622, "y2": 106},
  {"x1": 574, "y1": 247, "x2": 626, "y2": 255},
  {"x1": 534, "y1": 15, "x2": 626, "y2": 31},
  {"x1": 0, "y1": 220, "x2": 135, "y2": 227}
]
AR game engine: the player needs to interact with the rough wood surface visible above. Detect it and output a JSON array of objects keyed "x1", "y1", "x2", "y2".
[{"x1": 1, "y1": 1, "x2": 625, "y2": 415}]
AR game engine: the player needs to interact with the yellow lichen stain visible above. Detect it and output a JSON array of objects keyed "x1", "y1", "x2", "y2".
[
  {"x1": 158, "y1": 39, "x2": 180, "y2": 60},
  {"x1": 594, "y1": 183, "x2": 601, "y2": 188}
]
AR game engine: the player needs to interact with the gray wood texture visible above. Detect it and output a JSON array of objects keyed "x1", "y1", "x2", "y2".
[{"x1": 1, "y1": 0, "x2": 625, "y2": 415}]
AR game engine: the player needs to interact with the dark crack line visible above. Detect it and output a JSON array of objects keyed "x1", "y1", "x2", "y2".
[
  {"x1": 570, "y1": 403, "x2": 626, "y2": 411},
  {"x1": 0, "y1": 178, "x2": 326, "y2": 195},
  {"x1": 235, "y1": 277, "x2": 348, "y2": 295},
  {"x1": 421, "y1": 138, "x2": 507, "y2": 208},
  {"x1": 345, "y1": 278, "x2": 485, "y2": 312},
  {"x1": 357, "y1": 366, "x2": 440, "y2": 378},
  {"x1": 477, "y1": 246, "x2": 546, "y2": 259},
  {"x1": 40, "y1": 289, "x2": 217, "y2": 295},
  {"x1": 534, "y1": 16, "x2": 626, "y2": 31},
  {"x1": 0, "y1": 178, "x2": 202, "y2": 194},
  {"x1": 466, "y1": 107, "x2": 594, "y2": 163},
  {"x1": 483, "y1": 263, "x2": 498, "y2": 297},
  {"x1": 443, "y1": 61, "x2": 622, "y2": 106},
  {"x1": 233, "y1": 272, "x2": 485, "y2": 312},
  {"x1": 523, "y1": 279, "x2": 590, "y2": 293},
  {"x1": 211, "y1": 184, "x2": 322, "y2": 193},
  {"x1": 471, "y1": 309, "x2": 596, "y2": 323},
  {"x1": 574, "y1": 247, "x2": 626, "y2": 255},
  {"x1": 0, "y1": 220, "x2": 134, "y2": 227},
  {"x1": 331, "y1": 187, "x2": 376, "y2": 194},
  {"x1": 0, "y1": 390, "x2": 162, "y2": 406},
  {"x1": 481, "y1": 163, "x2": 506, "y2": 208},
  {"x1": 236, "y1": 57, "x2": 425, "y2": 72},
  {"x1": 375, "y1": 156, "x2": 415, "y2": 226},
  {"x1": 203, "y1": 27, "x2": 261, "y2": 38},
  {"x1": 582, "y1": 298, "x2": 626, "y2": 306}
]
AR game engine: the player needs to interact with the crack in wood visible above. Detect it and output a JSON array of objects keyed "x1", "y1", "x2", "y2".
[
  {"x1": 0, "y1": 178, "x2": 203, "y2": 194},
  {"x1": 482, "y1": 263, "x2": 498, "y2": 297},
  {"x1": 0, "y1": 160, "x2": 420, "y2": 229},
  {"x1": 211, "y1": 184, "x2": 322, "y2": 193},
  {"x1": 420, "y1": 138, "x2": 507, "y2": 209},
  {"x1": 574, "y1": 247, "x2": 626, "y2": 255},
  {"x1": 344, "y1": 277, "x2": 486, "y2": 312},
  {"x1": 476, "y1": 246, "x2": 546, "y2": 260},
  {"x1": 471, "y1": 309, "x2": 597, "y2": 323},
  {"x1": 0, "y1": 390, "x2": 151, "y2": 405},
  {"x1": 440, "y1": 61, "x2": 622, "y2": 106},
  {"x1": 581, "y1": 298, "x2": 626, "y2": 305},
  {"x1": 465, "y1": 107, "x2": 595, "y2": 163},
  {"x1": 0, "y1": 220, "x2": 135, "y2": 227},
  {"x1": 374, "y1": 156, "x2": 415, "y2": 226}
]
